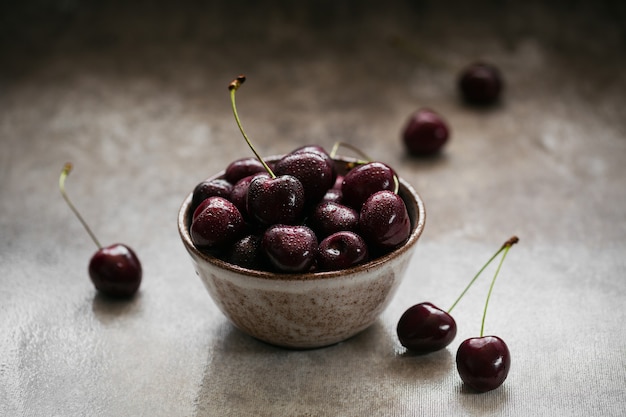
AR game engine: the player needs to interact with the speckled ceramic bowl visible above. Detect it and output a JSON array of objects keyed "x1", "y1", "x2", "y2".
[{"x1": 178, "y1": 156, "x2": 426, "y2": 349}]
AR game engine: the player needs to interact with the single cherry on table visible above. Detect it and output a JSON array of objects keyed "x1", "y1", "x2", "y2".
[
  {"x1": 401, "y1": 108, "x2": 450, "y2": 156},
  {"x1": 59, "y1": 163, "x2": 142, "y2": 298},
  {"x1": 458, "y1": 62, "x2": 503, "y2": 106}
]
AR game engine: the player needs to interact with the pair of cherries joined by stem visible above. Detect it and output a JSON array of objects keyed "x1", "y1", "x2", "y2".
[
  {"x1": 396, "y1": 236, "x2": 518, "y2": 392},
  {"x1": 189, "y1": 75, "x2": 411, "y2": 273},
  {"x1": 59, "y1": 163, "x2": 142, "y2": 298}
]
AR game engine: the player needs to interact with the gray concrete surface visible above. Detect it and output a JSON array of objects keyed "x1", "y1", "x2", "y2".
[{"x1": 1, "y1": 1, "x2": 625, "y2": 416}]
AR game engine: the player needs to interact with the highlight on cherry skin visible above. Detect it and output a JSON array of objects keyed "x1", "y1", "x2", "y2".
[{"x1": 59, "y1": 163, "x2": 142, "y2": 298}]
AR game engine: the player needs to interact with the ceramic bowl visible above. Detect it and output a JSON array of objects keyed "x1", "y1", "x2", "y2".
[{"x1": 178, "y1": 156, "x2": 426, "y2": 349}]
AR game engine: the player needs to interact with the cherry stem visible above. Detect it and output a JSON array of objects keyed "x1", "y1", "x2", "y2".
[
  {"x1": 329, "y1": 141, "x2": 372, "y2": 163},
  {"x1": 228, "y1": 75, "x2": 276, "y2": 179},
  {"x1": 329, "y1": 141, "x2": 400, "y2": 194},
  {"x1": 447, "y1": 236, "x2": 518, "y2": 315},
  {"x1": 59, "y1": 163, "x2": 103, "y2": 249},
  {"x1": 480, "y1": 237, "x2": 517, "y2": 337}
]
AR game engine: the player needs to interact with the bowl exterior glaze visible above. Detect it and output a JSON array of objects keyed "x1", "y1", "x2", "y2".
[{"x1": 178, "y1": 157, "x2": 425, "y2": 349}]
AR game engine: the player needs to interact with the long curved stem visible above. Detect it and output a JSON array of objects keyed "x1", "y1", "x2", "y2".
[
  {"x1": 59, "y1": 163, "x2": 102, "y2": 249},
  {"x1": 228, "y1": 76, "x2": 275, "y2": 178},
  {"x1": 480, "y1": 240, "x2": 515, "y2": 337},
  {"x1": 329, "y1": 141, "x2": 372, "y2": 163},
  {"x1": 447, "y1": 236, "x2": 518, "y2": 314}
]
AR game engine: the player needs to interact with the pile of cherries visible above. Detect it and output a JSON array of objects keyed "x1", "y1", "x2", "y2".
[{"x1": 188, "y1": 78, "x2": 412, "y2": 273}]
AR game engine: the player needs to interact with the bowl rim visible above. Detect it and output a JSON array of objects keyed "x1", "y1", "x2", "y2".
[{"x1": 177, "y1": 155, "x2": 426, "y2": 282}]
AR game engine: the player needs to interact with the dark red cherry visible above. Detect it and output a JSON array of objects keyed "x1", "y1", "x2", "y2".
[
  {"x1": 291, "y1": 145, "x2": 337, "y2": 182},
  {"x1": 456, "y1": 336, "x2": 511, "y2": 392},
  {"x1": 396, "y1": 302, "x2": 457, "y2": 353},
  {"x1": 342, "y1": 162, "x2": 396, "y2": 209},
  {"x1": 317, "y1": 231, "x2": 368, "y2": 271},
  {"x1": 191, "y1": 178, "x2": 233, "y2": 210},
  {"x1": 226, "y1": 234, "x2": 268, "y2": 270},
  {"x1": 459, "y1": 62, "x2": 503, "y2": 105},
  {"x1": 262, "y1": 225, "x2": 317, "y2": 272},
  {"x1": 309, "y1": 201, "x2": 359, "y2": 239},
  {"x1": 247, "y1": 175, "x2": 305, "y2": 225},
  {"x1": 359, "y1": 190, "x2": 411, "y2": 252},
  {"x1": 402, "y1": 109, "x2": 450, "y2": 155},
  {"x1": 224, "y1": 157, "x2": 266, "y2": 184},
  {"x1": 89, "y1": 244, "x2": 142, "y2": 298},
  {"x1": 274, "y1": 151, "x2": 334, "y2": 205},
  {"x1": 230, "y1": 173, "x2": 269, "y2": 219},
  {"x1": 190, "y1": 196, "x2": 245, "y2": 249}
]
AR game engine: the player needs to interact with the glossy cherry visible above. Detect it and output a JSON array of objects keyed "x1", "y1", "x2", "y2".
[
  {"x1": 317, "y1": 231, "x2": 368, "y2": 271},
  {"x1": 89, "y1": 244, "x2": 142, "y2": 297},
  {"x1": 396, "y1": 302, "x2": 457, "y2": 354},
  {"x1": 191, "y1": 178, "x2": 233, "y2": 210},
  {"x1": 229, "y1": 173, "x2": 268, "y2": 220},
  {"x1": 402, "y1": 109, "x2": 450, "y2": 155},
  {"x1": 262, "y1": 225, "x2": 318, "y2": 272},
  {"x1": 458, "y1": 62, "x2": 503, "y2": 105},
  {"x1": 247, "y1": 174, "x2": 305, "y2": 225},
  {"x1": 226, "y1": 234, "x2": 268, "y2": 270},
  {"x1": 274, "y1": 151, "x2": 334, "y2": 205},
  {"x1": 341, "y1": 161, "x2": 396, "y2": 210},
  {"x1": 190, "y1": 196, "x2": 246, "y2": 249},
  {"x1": 456, "y1": 336, "x2": 511, "y2": 392},
  {"x1": 359, "y1": 190, "x2": 411, "y2": 252},
  {"x1": 59, "y1": 163, "x2": 142, "y2": 298},
  {"x1": 224, "y1": 157, "x2": 266, "y2": 184},
  {"x1": 309, "y1": 201, "x2": 359, "y2": 239}
]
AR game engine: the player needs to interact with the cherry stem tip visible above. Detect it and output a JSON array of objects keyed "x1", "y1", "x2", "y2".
[
  {"x1": 228, "y1": 75, "x2": 246, "y2": 91},
  {"x1": 447, "y1": 235, "x2": 519, "y2": 314},
  {"x1": 59, "y1": 163, "x2": 102, "y2": 249}
]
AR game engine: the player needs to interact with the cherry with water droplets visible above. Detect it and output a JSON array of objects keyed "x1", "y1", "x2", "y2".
[
  {"x1": 59, "y1": 163, "x2": 142, "y2": 298},
  {"x1": 274, "y1": 150, "x2": 334, "y2": 205},
  {"x1": 224, "y1": 157, "x2": 266, "y2": 184},
  {"x1": 262, "y1": 225, "x2": 318, "y2": 272},
  {"x1": 247, "y1": 174, "x2": 305, "y2": 225},
  {"x1": 342, "y1": 161, "x2": 396, "y2": 210},
  {"x1": 226, "y1": 234, "x2": 268, "y2": 270},
  {"x1": 192, "y1": 178, "x2": 233, "y2": 210},
  {"x1": 190, "y1": 196, "x2": 246, "y2": 249},
  {"x1": 359, "y1": 190, "x2": 411, "y2": 252},
  {"x1": 309, "y1": 201, "x2": 359, "y2": 239},
  {"x1": 458, "y1": 62, "x2": 503, "y2": 106},
  {"x1": 402, "y1": 108, "x2": 450, "y2": 156},
  {"x1": 317, "y1": 231, "x2": 368, "y2": 271}
]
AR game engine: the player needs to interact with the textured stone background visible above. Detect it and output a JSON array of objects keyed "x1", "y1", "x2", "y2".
[{"x1": 1, "y1": 1, "x2": 625, "y2": 416}]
